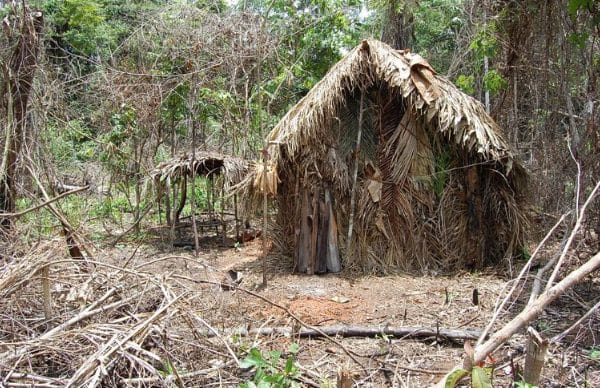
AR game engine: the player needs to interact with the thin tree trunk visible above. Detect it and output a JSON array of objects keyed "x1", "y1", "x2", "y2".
[
  {"x1": 0, "y1": 9, "x2": 43, "y2": 230},
  {"x1": 191, "y1": 120, "x2": 200, "y2": 257}
]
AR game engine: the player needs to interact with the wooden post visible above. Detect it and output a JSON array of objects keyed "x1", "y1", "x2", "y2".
[
  {"x1": 233, "y1": 194, "x2": 239, "y2": 242},
  {"x1": 220, "y1": 178, "x2": 226, "y2": 242},
  {"x1": 346, "y1": 90, "x2": 365, "y2": 259},
  {"x1": 261, "y1": 151, "x2": 268, "y2": 287},
  {"x1": 41, "y1": 265, "x2": 52, "y2": 320},
  {"x1": 523, "y1": 326, "x2": 548, "y2": 386}
]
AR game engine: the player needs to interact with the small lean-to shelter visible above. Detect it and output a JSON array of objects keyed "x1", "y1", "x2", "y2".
[
  {"x1": 241, "y1": 39, "x2": 528, "y2": 274},
  {"x1": 151, "y1": 151, "x2": 248, "y2": 230}
]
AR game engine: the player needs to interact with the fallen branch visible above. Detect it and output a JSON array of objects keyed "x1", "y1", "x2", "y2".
[
  {"x1": 172, "y1": 275, "x2": 368, "y2": 371},
  {"x1": 436, "y1": 250, "x2": 600, "y2": 386},
  {"x1": 553, "y1": 299, "x2": 600, "y2": 342},
  {"x1": 476, "y1": 251, "x2": 599, "y2": 363},
  {"x1": 0, "y1": 186, "x2": 89, "y2": 218},
  {"x1": 191, "y1": 325, "x2": 481, "y2": 341}
]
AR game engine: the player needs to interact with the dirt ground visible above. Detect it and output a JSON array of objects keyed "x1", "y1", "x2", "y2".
[
  {"x1": 1, "y1": 227, "x2": 598, "y2": 387},
  {"x1": 100, "y1": 234, "x2": 599, "y2": 387}
]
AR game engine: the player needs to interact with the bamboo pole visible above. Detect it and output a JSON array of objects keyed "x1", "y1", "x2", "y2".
[{"x1": 345, "y1": 90, "x2": 365, "y2": 258}]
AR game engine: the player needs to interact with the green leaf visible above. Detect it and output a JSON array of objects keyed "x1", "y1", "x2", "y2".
[
  {"x1": 284, "y1": 356, "x2": 295, "y2": 375},
  {"x1": 240, "y1": 348, "x2": 266, "y2": 369},
  {"x1": 442, "y1": 367, "x2": 469, "y2": 388},
  {"x1": 268, "y1": 350, "x2": 281, "y2": 364},
  {"x1": 288, "y1": 343, "x2": 300, "y2": 354},
  {"x1": 590, "y1": 348, "x2": 600, "y2": 359},
  {"x1": 472, "y1": 366, "x2": 493, "y2": 388}
]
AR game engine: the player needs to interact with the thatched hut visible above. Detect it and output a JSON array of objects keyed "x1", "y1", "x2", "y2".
[
  {"x1": 241, "y1": 39, "x2": 528, "y2": 274},
  {"x1": 151, "y1": 151, "x2": 248, "y2": 230}
]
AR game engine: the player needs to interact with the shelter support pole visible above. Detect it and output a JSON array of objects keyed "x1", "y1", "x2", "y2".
[{"x1": 345, "y1": 90, "x2": 365, "y2": 257}]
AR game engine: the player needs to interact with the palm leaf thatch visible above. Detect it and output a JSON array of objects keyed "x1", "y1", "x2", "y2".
[
  {"x1": 151, "y1": 151, "x2": 248, "y2": 190},
  {"x1": 238, "y1": 39, "x2": 528, "y2": 273}
]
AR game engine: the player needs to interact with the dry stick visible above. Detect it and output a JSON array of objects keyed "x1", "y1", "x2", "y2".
[
  {"x1": 0, "y1": 288, "x2": 130, "y2": 363},
  {"x1": 545, "y1": 180, "x2": 600, "y2": 291},
  {"x1": 0, "y1": 186, "x2": 89, "y2": 218},
  {"x1": 523, "y1": 326, "x2": 548, "y2": 386},
  {"x1": 346, "y1": 90, "x2": 365, "y2": 256},
  {"x1": 26, "y1": 165, "x2": 94, "y2": 261},
  {"x1": 192, "y1": 325, "x2": 481, "y2": 341},
  {"x1": 473, "y1": 250, "x2": 600, "y2": 364},
  {"x1": 2, "y1": 373, "x2": 65, "y2": 385},
  {"x1": 476, "y1": 213, "x2": 568, "y2": 347},
  {"x1": 66, "y1": 293, "x2": 184, "y2": 387},
  {"x1": 171, "y1": 275, "x2": 367, "y2": 371},
  {"x1": 121, "y1": 360, "x2": 237, "y2": 385},
  {"x1": 437, "y1": 251, "x2": 600, "y2": 386},
  {"x1": 188, "y1": 312, "x2": 240, "y2": 365},
  {"x1": 553, "y1": 299, "x2": 600, "y2": 342}
]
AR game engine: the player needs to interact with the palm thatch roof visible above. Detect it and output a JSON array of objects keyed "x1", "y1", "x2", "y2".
[
  {"x1": 152, "y1": 151, "x2": 248, "y2": 189},
  {"x1": 239, "y1": 39, "x2": 528, "y2": 273},
  {"x1": 265, "y1": 39, "x2": 514, "y2": 173}
]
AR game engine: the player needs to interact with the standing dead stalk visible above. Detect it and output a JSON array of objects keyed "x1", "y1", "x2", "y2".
[
  {"x1": 261, "y1": 149, "x2": 269, "y2": 288},
  {"x1": 346, "y1": 90, "x2": 365, "y2": 257}
]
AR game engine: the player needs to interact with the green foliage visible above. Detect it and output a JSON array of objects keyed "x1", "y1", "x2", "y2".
[
  {"x1": 441, "y1": 365, "x2": 493, "y2": 388},
  {"x1": 567, "y1": 0, "x2": 596, "y2": 19},
  {"x1": 469, "y1": 22, "x2": 499, "y2": 60},
  {"x1": 42, "y1": 120, "x2": 96, "y2": 170},
  {"x1": 240, "y1": 344, "x2": 300, "y2": 388},
  {"x1": 518, "y1": 246, "x2": 531, "y2": 261},
  {"x1": 248, "y1": 0, "x2": 363, "y2": 96},
  {"x1": 42, "y1": 0, "x2": 121, "y2": 56},
  {"x1": 412, "y1": 0, "x2": 464, "y2": 73},
  {"x1": 482, "y1": 69, "x2": 507, "y2": 95},
  {"x1": 443, "y1": 367, "x2": 469, "y2": 387},
  {"x1": 99, "y1": 105, "x2": 144, "y2": 176},
  {"x1": 514, "y1": 382, "x2": 538, "y2": 388},
  {"x1": 455, "y1": 74, "x2": 475, "y2": 95},
  {"x1": 471, "y1": 366, "x2": 492, "y2": 388},
  {"x1": 589, "y1": 348, "x2": 600, "y2": 359}
]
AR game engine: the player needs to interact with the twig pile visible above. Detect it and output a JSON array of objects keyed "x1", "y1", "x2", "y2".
[{"x1": 0, "y1": 243, "x2": 245, "y2": 387}]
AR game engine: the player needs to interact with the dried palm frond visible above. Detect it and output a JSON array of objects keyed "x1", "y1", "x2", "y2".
[{"x1": 151, "y1": 151, "x2": 248, "y2": 191}]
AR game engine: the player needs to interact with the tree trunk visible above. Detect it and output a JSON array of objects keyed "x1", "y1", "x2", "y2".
[
  {"x1": 380, "y1": 0, "x2": 415, "y2": 50},
  {"x1": 0, "y1": 9, "x2": 43, "y2": 230}
]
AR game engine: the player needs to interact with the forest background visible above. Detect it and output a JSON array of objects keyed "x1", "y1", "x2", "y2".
[{"x1": 0, "y1": 0, "x2": 597, "y2": 235}]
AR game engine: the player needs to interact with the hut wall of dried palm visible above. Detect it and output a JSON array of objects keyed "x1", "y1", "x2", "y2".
[{"x1": 238, "y1": 39, "x2": 528, "y2": 273}]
